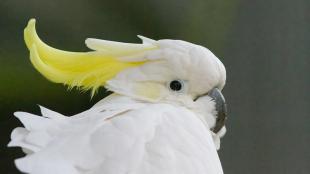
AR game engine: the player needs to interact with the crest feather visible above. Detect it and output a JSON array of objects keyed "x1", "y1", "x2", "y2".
[
  {"x1": 85, "y1": 37, "x2": 156, "y2": 55},
  {"x1": 24, "y1": 19, "x2": 157, "y2": 96}
]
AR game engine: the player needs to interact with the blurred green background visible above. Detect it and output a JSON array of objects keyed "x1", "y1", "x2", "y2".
[{"x1": 0, "y1": 0, "x2": 309, "y2": 173}]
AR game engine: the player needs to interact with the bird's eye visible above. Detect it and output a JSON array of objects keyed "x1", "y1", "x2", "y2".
[{"x1": 169, "y1": 80, "x2": 185, "y2": 92}]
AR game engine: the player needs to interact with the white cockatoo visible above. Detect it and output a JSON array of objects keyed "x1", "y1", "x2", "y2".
[{"x1": 8, "y1": 19, "x2": 228, "y2": 174}]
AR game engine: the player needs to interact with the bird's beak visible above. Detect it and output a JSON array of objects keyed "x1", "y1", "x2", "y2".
[{"x1": 207, "y1": 88, "x2": 228, "y2": 134}]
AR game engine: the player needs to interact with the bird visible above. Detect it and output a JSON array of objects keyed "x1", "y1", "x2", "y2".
[{"x1": 8, "y1": 19, "x2": 228, "y2": 174}]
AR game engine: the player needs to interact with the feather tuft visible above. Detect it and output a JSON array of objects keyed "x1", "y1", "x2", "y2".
[{"x1": 24, "y1": 19, "x2": 157, "y2": 96}]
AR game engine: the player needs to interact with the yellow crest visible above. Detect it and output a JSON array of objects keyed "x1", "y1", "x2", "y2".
[{"x1": 24, "y1": 19, "x2": 157, "y2": 96}]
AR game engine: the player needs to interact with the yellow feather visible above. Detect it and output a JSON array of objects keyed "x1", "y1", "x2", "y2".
[
  {"x1": 134, "y1": 82, "x2": 164, "y2": 101},
  {"x1": 24, "y1": 19, "x2": 152, "y2": 96}
]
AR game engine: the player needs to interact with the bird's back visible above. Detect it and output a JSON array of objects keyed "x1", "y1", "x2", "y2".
[{"x1": 9, "y1": 95, "x2": 223, "y2": 174}]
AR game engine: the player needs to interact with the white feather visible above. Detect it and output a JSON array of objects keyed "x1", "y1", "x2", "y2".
[
  {"x1": 85, "y1": 38, "x2": 157, "y2": 53},
  {"x1": 9, "y1": 95, "x2": 223, "y2": 174}
]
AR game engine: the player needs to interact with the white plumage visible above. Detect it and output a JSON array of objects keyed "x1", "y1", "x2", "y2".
[
  {"x1": 9, "y1": 19, "x2": 228, "y2": 174},
  {"x1": 9, "y1": 95, "x2": 223, "y2": 174}
]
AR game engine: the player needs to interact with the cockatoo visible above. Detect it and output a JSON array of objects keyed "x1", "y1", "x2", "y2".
[{"x1": 8, "y1": 19, "x2": 228, "y2": 174}]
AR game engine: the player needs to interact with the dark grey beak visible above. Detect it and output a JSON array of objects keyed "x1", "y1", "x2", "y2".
[{"x1": 207, "y1": 88, "x2": 228, "y2": 134}]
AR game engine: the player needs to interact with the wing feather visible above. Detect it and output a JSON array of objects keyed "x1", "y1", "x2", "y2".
[{"x1": 9, "y1": 96, "x2": 222, "y2": 174}]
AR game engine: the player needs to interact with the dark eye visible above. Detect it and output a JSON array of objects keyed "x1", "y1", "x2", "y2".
[{"x1": 169, "y1": 80, "x2": 183, "y2": 91}]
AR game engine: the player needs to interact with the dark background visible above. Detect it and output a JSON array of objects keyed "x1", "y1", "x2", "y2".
[{"x1": 0, "y1": 0, "x2": 309, "y2": 173}]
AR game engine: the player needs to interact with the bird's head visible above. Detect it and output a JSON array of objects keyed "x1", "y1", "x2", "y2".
[{"x1": 25, "y1": 19, "x2": 227, "y2": 144}]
